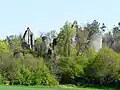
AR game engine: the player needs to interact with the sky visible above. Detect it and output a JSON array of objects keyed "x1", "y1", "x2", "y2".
[{"x1": 0, "y1": 0, "x2": 120, "y2": 39}]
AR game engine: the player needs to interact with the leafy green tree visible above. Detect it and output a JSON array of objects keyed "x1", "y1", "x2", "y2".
[
  {"x1": 20, "y1": 66, "x2": 32, "y2": 85},
  {"x1": 34, "y1": 37, "x2": 42, "y2": 56},
  {"x1": 0, "y1": 51, "x2": 59, "y2": 86},
  {"x1": 35, "y1": 37, "x2": 42, "y2": 50},
  {"x1": 0, "y1": 52, "x2": 23, "y2": 85},
  {"x1": 30, "y1": 57, "x2": 59, "y2": 86},
  {"x1": 5, "y1": 34, "x2": 22, "y2": 52},
  {"x1": 84, "y1": 47, "x2": 120, "y2": 85},
  {"x1": 71, "y1": 20, "x2": 102, "y2": 55},
  {"x1": 85, "y1": 20, "x2": 100, "y2": 39},
  {"x1": 57, "y1": 21, "x2": 75, "y2": 56},
  {"x1": 59, "y1": 55, "x2": 88, "y2": 84},
  {"x1": 0, "y1": 40, "x2": 9, "y2": 52},
  {"x1": 22, "y1": 54, "x2": 40, "y2": 71}
]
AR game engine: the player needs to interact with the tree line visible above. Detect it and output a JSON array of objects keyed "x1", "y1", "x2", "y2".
[{"x1": 0, "y1": 20, "x2": 120, "y2": 88}]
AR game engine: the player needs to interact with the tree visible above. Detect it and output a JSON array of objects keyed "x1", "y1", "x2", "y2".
[
  {"x1": 85, "y1": 20, "x2": 100, "y2": 40},
  {"x1": 102, "y1": 32, "x2": 113, "y2": 48},
  {"x1": 84, "y1": 47, "x2": 120, "y2": 85},
  {"x1": 45, "y1": 30, "x2": 57, "y2": 43},
  {"x1": 45, "y1": 30, "x2": 57, "y2": 57},
  {"x1": 57, "y1": 21, "x2": 75, "y2": 56},
  {"x1": 113, "y1": 24, "x2": 120, "y2": 40},
  {"x1": 111, "y1": 23, "x2": 120, "y2": 52},
  {"x1": 59, "y1": 55, "x2": 88, "y2": 84},
  {"x1": 71, "y1": 20, "x2": 103, "y2": 55},
  {"x1": 40, "y1": 36, "x2": 48, "y2": 57},
  {"x1": 0, "y1": 40, "x2": 9, "y2": 52},
  {"x1": 5, "y1": 34, "x2": 22, "y2": 52},
  {"x1": 34, "y1": 37, "x2": 42, "y2": 56}
]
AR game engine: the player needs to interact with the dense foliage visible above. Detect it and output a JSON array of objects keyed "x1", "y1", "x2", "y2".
[
  {"x1": 0, "y1": 52, "x2": 58, "y2": 86},
  {"x1": 1, "y1": 20, "x2": 120, "y2": 88},
  {"x1": 0, "y1": 40, "x2": 9, "y2": 52}
]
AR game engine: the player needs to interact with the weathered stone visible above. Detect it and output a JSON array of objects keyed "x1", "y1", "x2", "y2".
[{"x1": 22, "y1": 27, "x2": 34, "y2": 50}]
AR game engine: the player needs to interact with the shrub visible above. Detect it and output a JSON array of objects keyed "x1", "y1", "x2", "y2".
[
  {"x1": 22, "y1": 54, "x2": 39, "y2": 70},
  {"x1": 59, "y1": 55, "x2": 88, "y2": 84},
  {"x1": 84, "y1": 47, "x2": 120, "y2": 85},
  {"x1": 0, "y1": 52, "x2": 58, "y2": 86},
  {"x1": 20, "y1": 66, "x2": 32, "y2": 85},
  {"x1": 31, "y1": 58, "x2": 59, "y2": 86},
  {"x1": 0, "y1": 73, "x2": 3, "y2": 84},
  {"x1": 0, "y1": 40, "x2": 9, "y2": 52},
  {"x1": 0, "y1": 52, "x2": 23, "y2": 85},
  {"x1": 45, "y1": 56, "x2": 61, "y2": 81}
]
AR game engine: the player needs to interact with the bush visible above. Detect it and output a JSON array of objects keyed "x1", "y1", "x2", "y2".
[
  {"x1": 45, "y1": 56, "x2": 61, "y2": 81},
  {"x1": 18, "y1": 55, "x2": 59, "y2": 86},
  {"x1": 20, "y1": 66, "x2": 32, "y2": 85},
  {"x1": 0, "y1": 73, "x2": 3, "y2": 84},
  {"x1": 0, "y1": 52, "x2": 58, "y2": 86},
  {"x1": 0, "y1": 52, "x2": 23, "y2": 85},
  {"x1": 0, "y1": 40, "x2": 9, "y2": 52},
  {"x1": 59, "y1": 55, "x2": 88, "y2": 84},
  {"x1": 22, "y1": 54, "x2": 39, "y2": 70},
  {"x1": 84, "y1": 47, "x2": 120, "y2": 85},
  {"x1": 31, "y1": 58, "x2": 59, "y2": 86}
]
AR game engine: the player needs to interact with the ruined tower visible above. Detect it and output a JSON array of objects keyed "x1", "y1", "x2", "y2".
[{"x1": 22, "y1": 27, "x2": 34, "y2": 50}]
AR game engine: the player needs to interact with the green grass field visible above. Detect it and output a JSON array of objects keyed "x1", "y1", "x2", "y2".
[{"x1": 0, "y1": 85, "x2": 115, "y2": 90}]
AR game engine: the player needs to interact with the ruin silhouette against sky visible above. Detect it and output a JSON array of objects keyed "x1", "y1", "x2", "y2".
[{"x1": 0, "y1": 0, "x2": 120, "y2": 39}]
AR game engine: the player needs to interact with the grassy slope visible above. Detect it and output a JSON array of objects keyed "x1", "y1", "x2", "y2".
[{"x1": 0, "y1": 85, "x2": 114, "y2": 90}]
